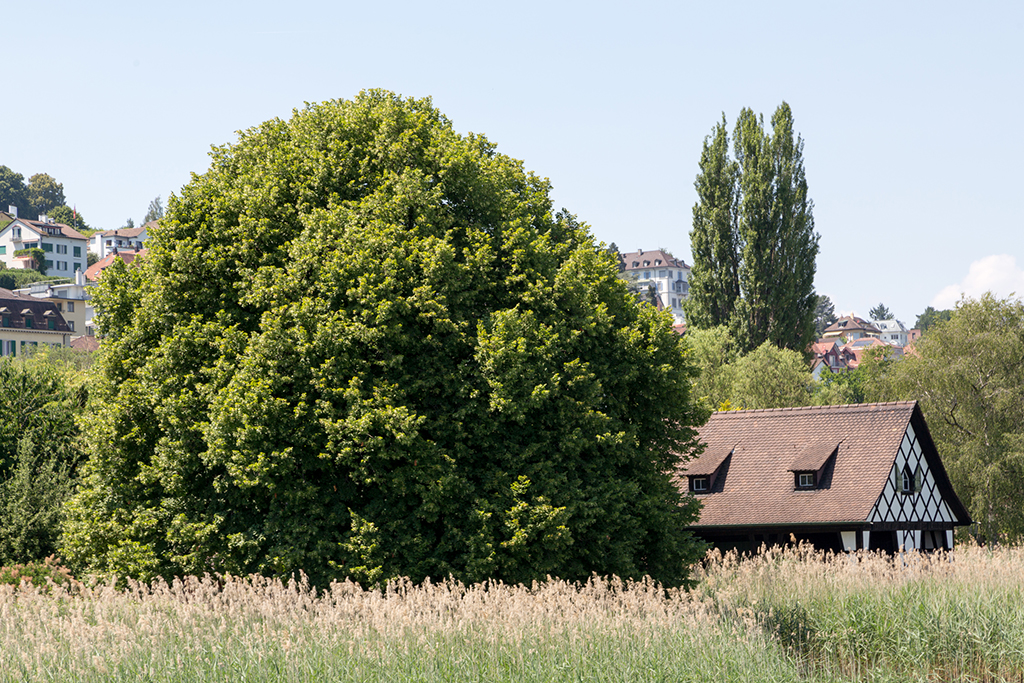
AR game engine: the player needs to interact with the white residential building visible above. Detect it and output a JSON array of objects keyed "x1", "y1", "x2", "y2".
[
  {"x1": 90, "y1": 222, "x2": 152, "y2": 259},
  {"x1": 0, "y1": 209, "x2": 89, "y2": 274},
  {"x1": 873, "y1": 319, "x2": 909, "y2": 347},
  {"x1": 617, "y1": 249, "x2": 690, "y2": 325}
]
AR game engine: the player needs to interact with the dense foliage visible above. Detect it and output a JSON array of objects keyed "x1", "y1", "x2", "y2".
[
  {"x1": 685, "y1": 103, "x2": 819, "y2": 353},
  {"x1": 884, "y1": 295, "x2": 1024, "y2": 543},
  {"x1": 63, "y1": 91, "x2": 707, "y2": 588},
  {"x1": 0, "y1": 352, "x2": 88, "y2": 565}
]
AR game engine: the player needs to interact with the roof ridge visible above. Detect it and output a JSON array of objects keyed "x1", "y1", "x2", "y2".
[{"x1": 712, "y1": 401, "x2": 916, "y2": 416}]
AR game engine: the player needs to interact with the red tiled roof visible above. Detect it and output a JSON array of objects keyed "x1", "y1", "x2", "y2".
[
  {"x1": 84, "y1": 249, "x2": 147, "y2": 282},
  {"x1": 677, "y1": 402, "x2": 924, "y2": 527}
]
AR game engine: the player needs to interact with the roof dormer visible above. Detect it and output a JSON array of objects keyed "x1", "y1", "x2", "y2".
[
  {"x1": 684, "y1": 444, "x2": 734, "y2": 494},
  {"x1": 788, "y1": 441, "x2": 839, "y2": 490}
]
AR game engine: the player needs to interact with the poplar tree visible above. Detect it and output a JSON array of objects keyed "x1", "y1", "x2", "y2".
[
  {"x1": 684, "y1": 117, "x2": 739, "y2": 329},
  {"x1": 686, "y1": 103, "x2": 819, "y2": 353}
]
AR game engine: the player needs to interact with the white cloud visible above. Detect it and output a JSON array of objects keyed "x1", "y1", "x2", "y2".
[{"x1": 931, "y1": 254, "x2": 1024, "y2": 309}]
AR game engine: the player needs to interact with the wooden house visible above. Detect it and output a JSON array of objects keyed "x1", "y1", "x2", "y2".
[{"x1": 677, "y1": 402, "x2": 970, "y2": 553}]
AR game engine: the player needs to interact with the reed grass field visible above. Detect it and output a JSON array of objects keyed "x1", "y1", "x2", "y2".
[{"x1": 1, "y1": 544, "x2": 1022, "y2": 682}]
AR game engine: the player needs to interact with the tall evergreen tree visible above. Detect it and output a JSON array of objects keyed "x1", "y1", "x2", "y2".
[
  {"x1": 686, "y1": 104, "x2": 819, "y2": 353},
  {"x1": 684, "y1": 116, "x2": 740, "y2": 329}
]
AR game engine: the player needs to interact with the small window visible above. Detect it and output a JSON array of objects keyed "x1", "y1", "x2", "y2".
[
  {"x1": 24, "y1": 316, "x2": 33, "y2": 329},
  {"x1": 643, "y1": 271, "x2": 650, "y2": 279},
  {"x1": 48, "y1": 318, "x2": 56, "y2": 330},
  {"x1": 1, "y1": 315, "x2": 8, "y2": 327},
  {"x1": 691, "y1": 477, "x2": 708, "y2": 492},
  {"x1": 798, "y1": 473, "x2": 815, "y2": 488},
  {"x1": 899, "y1": 465, "x2": 920, "y2": 494},
  {"x1": 42, "y1": 242, "x2": 53, "y2": 252},
  {"x1": 73, "y1": 246, "x2": 81, "y2": 257},
  {"x1": 0, "y1": 246, "x2": 5, "y2": 255},
  {"x1": 68, "y1": 302, "x2": 75, "y2": 312}
]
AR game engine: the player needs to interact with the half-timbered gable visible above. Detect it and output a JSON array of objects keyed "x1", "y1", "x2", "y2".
[{"x1": 678, "y1": 402, "x2": 970, "y2": 553}]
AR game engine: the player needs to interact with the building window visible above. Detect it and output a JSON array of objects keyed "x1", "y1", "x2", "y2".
[
  {"x1": 68, "y1": 321, "x2": 75, "y2": 332},
  {"x1": 1, "y1": 315, "x2": 7, "y2": 327},
  {"x1": 44, "y1": 260, "x2": 53, "y2": 269},
  {"x1": 691, "y1": 477, "x2": 709, "y2": 492},
  {"x1": 24, "y1": 316, "x2": 33, "y2": 329},
  {"x1": 73, "y1": 246, "x2": 81, "y2": 257},
  {"x1": 68, "y1": 302, "x2": 75, "y2": 312},
  {"x1": 899, "y1": 465, "x2": 921, "y2": 494},
  {"x1": 57, "y1": 244, "x2": 67, "y2": 254},
  {"x1": 659, "y1": 270, "x2": 667, "y2": 278},
  {"x1": 74, "y1": 262, "x2": 82, "y2": 271},
  {"x1": 0, "y1": 246, "x2": 4, "y2": 255},
  {"x1": 797, "y1": 472, "x2": 815, "y2": 488},
  {"x1": 643, "y1": 271, "x2": 650, "y2": 279},
  {"x1": 48, "y1": 318, "x2": 56, "y2": 330},
  {"x1": 42, "y1": 242, "x2": 53, "y2": 252}
]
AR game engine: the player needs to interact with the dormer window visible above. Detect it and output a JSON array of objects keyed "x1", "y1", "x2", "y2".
[
  {"x1": 684, "y1": 445, "x2": 734, "y2": 495},
  {"x1": 789, "y1": 441, "x2": 839, "y2": 491}
]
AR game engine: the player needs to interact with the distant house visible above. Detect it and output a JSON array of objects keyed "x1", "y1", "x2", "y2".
[
  {"x1": 0, "y1": 209, "x2": 89, "y2": 274},
  {"x1": 0, "y1": 287, "x2": 74, "y2": 355},
  {"x1": 842, "y1": 336, "x2": 902, "y2": 369},
  {"x1": 822, "y1": 315, "x2": 881, "y2": 341},
  {"x1": 12, "y1": 270, "x2": 94, "y2": 336},
  {"x1": 90, "y1": 222, "x2": 153, "y2": 260},
  {"x1": 84, "y1": 248, "x2": 147, "y2": 283},
  {"x1": 616, "y1": 249, "x2": 690, "y2": 324},
  {"x1": 873, "y1": 319, "x2": 909, "y2": 347},
  {"x1": 810, "y1": 339, "x2": 847, "y2": 378},
  {"x1": 676, "y1": 402, "x2": 970, "y2": 553}
]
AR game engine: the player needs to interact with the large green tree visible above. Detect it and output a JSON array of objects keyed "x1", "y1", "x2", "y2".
[
  {"x1": 684, "y1": 116, "x2": 740, "y2": 329},
  {"x1": 63, "y1": 91, "x2": 707, "y2": 588},
  {"x1": 888, "y1": 295, "x2": 1024, "y2": 543},
  {"x1": 0, "y1": 166, "x2": 31, "y2": 217},
  {"x1": 915, "y1": 306, "x2": 952, "y2": 333},
  {"x1": 45, "y1": 205, "x2": 90, "y2": 232},
  {"x1": 26, "y1": 173, "x2": 65, "y2": 216},
  {"x1": 686, "y1": 104, "x2": 819, "y2": 353},
  {"x1": 0, "y1": 355, "x2": 87, "y2": 564}
]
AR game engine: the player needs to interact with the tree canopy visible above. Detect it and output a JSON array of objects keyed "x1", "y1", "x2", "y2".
[
  {"x1": 886, "y1": 295, "x2": 1024, "y2": 543},
  {"x1": 869, "y1": 303, "x2": 893, "y2": 321},
  {"x1": 813, "y1": 294, "x2": 837, "y2": 337},
  {"x1": 26, "y1": 174, "x2": 65, "y2": 216},
  {"x1": 143, "y1": 196, "x2": 164, "y2": 224},
  {"x1": 915, "y1": 306, "x2": 952, "y2": 332},
  {"x1": 63, "y1": 91, "x2": 707, "y2": 588},
  {"x1": 685, "y1": 103, "x2": 819, "y2": 353}
]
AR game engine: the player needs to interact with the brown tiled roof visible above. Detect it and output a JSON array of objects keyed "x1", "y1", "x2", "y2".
[
  {"x1": 677, "y1": 402, "x2": 925, "y2": 527},
  {"x1": 0, "y1": 289, "x2": 72, "y2": 333},
  {"x1": 96, "y1": 226, "x2": 147, "y2": 238},
  {"x1": 685, "y1": 444, "x2": 734, "y2": 476},
  {"x1": 619, "y1": 249, "x2": 690, "y2": 272},
  {"x1": 823, "y1": 315, "x2": 881, "y2": 336},
  {"x1": 70, "y1": 335, "x2": 100, "y2": 351},
  {"x1": 16, "y1": 218, "x2": 88, "y2": 241}
]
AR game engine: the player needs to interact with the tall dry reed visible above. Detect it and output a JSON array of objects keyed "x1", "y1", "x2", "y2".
[{"x1": 0, "y1": 572, "x2": 806, "y2": 682}]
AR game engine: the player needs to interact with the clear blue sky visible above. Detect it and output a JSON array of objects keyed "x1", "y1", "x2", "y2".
[{"x1": 4, "y1": 1, "x2": 1022, "y2": 323}]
